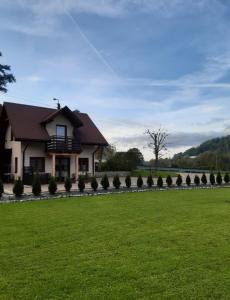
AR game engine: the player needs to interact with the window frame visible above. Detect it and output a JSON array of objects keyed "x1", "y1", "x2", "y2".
[
  {"x1": 79, "y1": 158, "x2": 89, "y2": 172},
  {"x1": 56, "y1": 125, "x2": 67, "y2": 138},
  {"x1": 30, "y1": 157, "x2": 45, "y2": 173}
]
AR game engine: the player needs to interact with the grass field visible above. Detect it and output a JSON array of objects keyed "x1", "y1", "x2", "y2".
[{"x1": 1, "y1": 189, "x2": 230, "y2": 299}]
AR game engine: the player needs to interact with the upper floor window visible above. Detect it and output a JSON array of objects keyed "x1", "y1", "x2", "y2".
[{"x1": 56, "y1": 125, "x2": 66, "y2": 138}]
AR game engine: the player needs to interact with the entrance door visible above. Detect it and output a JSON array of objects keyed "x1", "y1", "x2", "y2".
[{"x1": 55, "y1": 157, "x2": 70, "y2": 182}]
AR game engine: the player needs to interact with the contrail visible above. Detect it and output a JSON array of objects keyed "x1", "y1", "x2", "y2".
[{"x1": 62, "y1": 5, "x2": 117, "y2": 75}]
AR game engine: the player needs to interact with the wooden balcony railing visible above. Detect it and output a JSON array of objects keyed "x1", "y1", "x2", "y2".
[{"x1": 46, "y1": 135, "x2": 81, "y2": 153}]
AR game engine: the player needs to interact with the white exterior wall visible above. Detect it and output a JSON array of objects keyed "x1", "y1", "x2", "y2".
[
  {"x1": 5, "y1": 125, "x2": 23, "y2": 179},
  {"x1": 46, "y1": 114, "x2": 74, "y2": 137},
  {"x1": 22, "y1": 142, "x2": 52, "y2": 174},
  {"x1": 79, "y1": 145, "x2": 98, "y2": 175}
]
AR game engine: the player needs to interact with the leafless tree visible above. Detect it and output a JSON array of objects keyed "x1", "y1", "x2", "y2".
[{"x1": 145, "y1": 128, "x2": 168, "y2": 170}]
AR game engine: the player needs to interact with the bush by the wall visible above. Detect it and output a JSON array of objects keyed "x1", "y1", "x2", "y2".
[
  {"x1": 216, "y1": 172, "x2": 222, "y2": 185},
  {"x1": 101, "y1": 174, "x2": 110, "y2": 190},
  {"x1": 186, "y1": 174, "x2": 191, "y2": 186},
  {"x1": 147, "y1": 175, "x2": 153, "y2": 188},
  {"x1": 194, "y1": 175, "x2": 200, "y2": 186},
  {"x1": 78, "y1": 176, "x2": 85, "y2": 192},
  {"x1": 137, "y1": 175, "x2": 143, "y2": 188},
  {"x1": 0, "y1": 179, "x2": 4, "y2": 197},
  {"x1": 125, "y1": 175, "x2": 131, "y2": 188},
  {"x1": 64, "y1": 177, "x2": 72, "y2": 193},
  {"x1": 166, "y1": 175, "x2": 172, "y2": 187},
  {"x1": 48, "y1": 177, "x2": 57, "y2": 195},
  {"x1": 224, "y1": 173, "x2": 230, "y2": 184},
  {"x1": 157, "y1": 176, "x2": 163, "y2": 188},
  {"x1": 13, "y1": 178, "x2": 24, "y2": 197},
  {"x1": 209, "y1": 173, "x2": 215, "y2": 185},
  {"x1": 201, "y1": 173, "x2": 207, "y2": 185},
  {"x1": 91, "y1": 176, "x2": 98, "y2": 191},
  {"x1": 32, "y1": 175, "x2": 41, "y2": 196},
  {"x1": 176, "y1": 174, "x2": 182, "y2": 187},
  {"x1": 113, "y1": 175, "x2": 121, "y2": 189}
]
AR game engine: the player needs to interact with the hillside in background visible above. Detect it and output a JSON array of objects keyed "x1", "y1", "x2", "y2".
[{"x1": 174, "y1": 135, "x2": 230, "y2": 158}]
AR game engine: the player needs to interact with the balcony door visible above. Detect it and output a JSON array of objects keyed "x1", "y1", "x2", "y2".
[
  {"x1": 55, "y1": 157, "x2": 70, "y2": 182},
  {"x1": 56, "y1": 125, "x2": 67, "y2": 139}
]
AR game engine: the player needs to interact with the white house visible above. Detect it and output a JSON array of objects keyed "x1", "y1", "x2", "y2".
[{"x1": 0, "y1": 102, "x2": 108, "y2": 183}]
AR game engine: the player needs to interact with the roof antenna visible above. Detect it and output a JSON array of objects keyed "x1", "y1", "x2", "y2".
[{"x1": 53, "y1": 98, "x2": 61, "y2": 110}]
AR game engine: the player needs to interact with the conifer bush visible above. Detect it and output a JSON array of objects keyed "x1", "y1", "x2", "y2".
[
  {"x1": 176, "y1": 174, "x2": 182, "y2": 186},
  {"x1": 157, "y1": 176, "x2": 163, "y2": 188},
  {"x1": 78, "y1": 175, "x2": 85, "y2": 192},
  {"x1": 166, "y1": 175, "x2": 172, "y2": 187},
  {"x1": 224, "y1": 173, "x2": 230, "y2": 184},
  {"x1": 13, "y1": 178, "x2": 24, "y2": 197},
  {"x1": 48, "y1": 177, "x2": 57, "y2": 195},
  {"x1": 194, "y1": 175, "x2": 200, "y2": 186},
  {"x1": 209, "y1": 173, "x2": 215, "y2": 185},
  {"x1": 64, "y1": 177, "x2": 72, "y2": 193},
  {"x1": 0, "y1": 179, "x2": 4, "y2": 197},
  {"x1": 101, "y1": 174, "x2": 110, "y2": 190},
  {"x1": 91, "y1": 176, "x2": 98, "y2": 191},
  {"x1": 137, "y1": 175, "x2": 143, "y2": 188},
  {"x1": 125, "y1": 175, "x2": 131, "y2": 188},
  {"x1": 216, "y1": 172, "x2": 222, "y2": 185},
  {"x1": 201, "y1": 173, "x2": 207, "y2": 185},
  {"x1": 186, "y1": 174, "x2": 191, "y2": 186},
  {"x1": 147, "y1": 175, "x2": 153, "y2": 188},
  {"x1": 113, "y1": 175, "x2": 121, "y2": 189},
  {"x1": 32, "y1": 175, "x2": 41, "y2": 196}
]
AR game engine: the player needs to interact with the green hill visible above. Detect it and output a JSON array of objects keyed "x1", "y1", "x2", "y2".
[{"x1": 175, "y1": 135, "x2": 230, "y2": 158}]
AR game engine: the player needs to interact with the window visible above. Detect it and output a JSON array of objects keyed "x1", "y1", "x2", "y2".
[
  {"x1": 30, "y1": 157, "x2": 45, "y2": 173},
  {"x1": 15, "y1": 157, "x2": 18, "y2": 173},
  {"x1": 79, "y1": 158, "x2": 89, "y2": 172},
  {"x1": 56, "y1": 125, "x2": 66, "y2": 138}
]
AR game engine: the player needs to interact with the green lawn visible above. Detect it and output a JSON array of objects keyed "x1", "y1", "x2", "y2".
[
  {"x1": 131, "y1": 169, "x2": 178, "y2": 177},
  {"x1": 1, "y1": 189, "x2": 230, "y2": 299}
]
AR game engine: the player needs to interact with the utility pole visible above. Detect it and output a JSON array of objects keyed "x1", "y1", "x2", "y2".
[{"x1": 53, "y1": 98, "x2": 61, "y2": 110}]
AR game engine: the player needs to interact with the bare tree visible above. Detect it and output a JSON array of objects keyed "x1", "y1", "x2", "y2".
[{"x1": 145, "y1": 128, "x2": 168, "y2": 170}]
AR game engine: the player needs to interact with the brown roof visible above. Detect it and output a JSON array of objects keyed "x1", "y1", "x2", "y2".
[
  {"x1": 2, "y1": 102, "x2": 108, "y2": 145},
  {"x1": 75, "y1": 112, "x2": 108, "y2": 146}
]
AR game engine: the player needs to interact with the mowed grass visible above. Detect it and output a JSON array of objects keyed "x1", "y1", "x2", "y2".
[{"x1": 1, "y1": 190, "x2": 230, "y2": 299}]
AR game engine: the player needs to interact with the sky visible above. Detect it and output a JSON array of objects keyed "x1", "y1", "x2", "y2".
[{"x1": 1, "y1": 0, "x2": 230, "y2": 160}]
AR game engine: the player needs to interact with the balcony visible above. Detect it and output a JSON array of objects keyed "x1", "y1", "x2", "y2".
[{"x1": 46, "y1": 135, "x2": 81, "y2": 153}]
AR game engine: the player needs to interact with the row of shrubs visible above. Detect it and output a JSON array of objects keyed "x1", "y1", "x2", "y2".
[{"x1": 0, "y1": 172, "x2": 228, "y2": 198}]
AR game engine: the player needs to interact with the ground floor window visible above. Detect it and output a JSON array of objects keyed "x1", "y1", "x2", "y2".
[
  {"x1": 30, "y1": 157, "x2": 45, "y2": 173},
  {"x1": 79, "y1": 158, "x2": 89, "y2": 172}
]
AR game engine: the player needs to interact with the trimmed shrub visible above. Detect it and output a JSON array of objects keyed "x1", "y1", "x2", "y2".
[
  {"x1": 64, "y1": 177, "x2": 72, "y2": 193},
  {"x1": 216, "y1": 172, "x2": 222, "y2": 185},
  {"x1": 147, "y1": 175, "x2": 154, "y2": 188},
  {"x1": 224, "y1": 173, "x2": 230, "y2": 184},
  {"x1": 157, "y1": 176, "x2": 163, "y2": 188},
  {"x1": 101, "y1": 174, "x2": 110, "y2": 190},
  {"x1": 91, "y1": 176, "x2": 98, "y2": 191},
  {"x1": 201, "y1": 173, "x2": 207, "y2": 185},
  {"x1": 32, "y1": 175, "x2": 41, "y2": 196},
  {"x1": 0, "y1": 179, "x2": 4, "y2": 197},
  {"x1": 209, "y1": 173, "x2": 215, "y2": 185},
  {"x1": 125, "y1": 175, "x2": 131, "y2": 188},
  {"x1": 176, "y1": 174, "x2": 183, "y2": 187},
  {"x1": 78, "y1": 175, "x2": 85, "y2": 192},
  {"x1": 137, "y1": 175, "x2": 143, "y2": 188},
  {"x1": 48, "y1": 177, "x2": 57, "y2": 195},
  {"x1": 113, "y1": 175, "x2": 121, "y2": 189},
  {"x1": 194, "y1": 175, "x2": 200, "y2": 186},
  {"x1": 166, "y1": 175, "x2": 172, "y2": 187},
  {"x1": 186, "y1": 174, "x2": 191, "y2": 186},
  {"x1": 13, "y1": 178, "x2": 24, "y2": 197}
]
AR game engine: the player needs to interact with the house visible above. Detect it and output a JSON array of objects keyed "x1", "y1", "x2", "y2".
[{"x1": 0, "y1": 102, "x2": 108, "y2": 183}]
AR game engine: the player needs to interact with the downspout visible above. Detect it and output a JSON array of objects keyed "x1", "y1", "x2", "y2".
[
  {"x1": 92, "y1": 145, "x2": 100, "y2": 176},
  {"x1": 22, "y1": 144, "x2": 29, "y2": 180}
]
